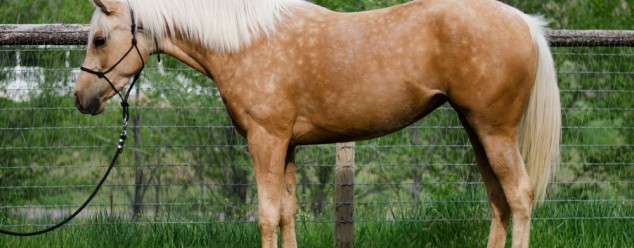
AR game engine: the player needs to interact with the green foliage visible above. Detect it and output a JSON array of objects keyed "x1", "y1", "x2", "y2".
[
  {"x1": 553, "y1": 46, "x2": 634, "y2": 198},
  {"x1": 0, "y1": 0, "x2": 93, "y2": 24},
  {"x1": 504, "y1": 0, "x2": 634, "y2": 29}
]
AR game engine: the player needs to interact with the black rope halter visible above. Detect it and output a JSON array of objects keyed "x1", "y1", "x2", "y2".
[
  {"x1": 80, "y1": 7, "x2": 145, "y2": 128},
  {"x1": 0, "y1": 8, "x2": 147, "y2": 237}
]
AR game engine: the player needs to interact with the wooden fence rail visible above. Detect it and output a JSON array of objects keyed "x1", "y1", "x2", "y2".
[{"x1": 2, "y1": 24, "x2": 634, "y2": 47}]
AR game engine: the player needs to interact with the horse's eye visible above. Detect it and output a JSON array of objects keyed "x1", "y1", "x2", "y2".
[{"x1": 93, "y1": 37, "x2": 107, "y2": 47}]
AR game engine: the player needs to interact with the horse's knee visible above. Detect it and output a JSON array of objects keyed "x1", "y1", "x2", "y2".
[{"x1": 258, "y1": 216, "x2": 280, "y2": 236}]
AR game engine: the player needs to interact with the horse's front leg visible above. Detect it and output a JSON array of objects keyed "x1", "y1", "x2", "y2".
[{"x1": 248, "y1": 129, "x2": 295, "y2": 248}]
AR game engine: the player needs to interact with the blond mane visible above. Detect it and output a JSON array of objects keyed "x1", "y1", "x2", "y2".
[{"x1": 89, "y1": 0, "x2": 309, "y2": 52}]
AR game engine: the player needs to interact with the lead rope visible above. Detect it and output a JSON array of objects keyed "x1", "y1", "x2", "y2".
[
  {"x1": 0, "y1": 8, "x2": 145, "y2": 237},
  {"x1": 0, "y1": 94, "x2": 132, "y2": 236},
  {"x1": 0, "y1": 50, "x2": 142, "y2": 238},
  {"x1": 0, "y1": 122, "x2": 127, "y2": 236}
]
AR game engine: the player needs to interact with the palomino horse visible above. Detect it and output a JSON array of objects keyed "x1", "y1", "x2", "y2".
[{"x1": 74, "y1": 0, "x2": 561, "y2": 247}]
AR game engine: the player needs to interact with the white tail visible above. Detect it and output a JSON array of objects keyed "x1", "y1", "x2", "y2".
[{"x1": 519, "y1": 15, "x2": 561, "y2": 204}]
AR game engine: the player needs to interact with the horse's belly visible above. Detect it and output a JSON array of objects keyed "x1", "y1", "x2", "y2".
[{"x1": 291, "y1": 88, "x2": 446, "y2": 145}]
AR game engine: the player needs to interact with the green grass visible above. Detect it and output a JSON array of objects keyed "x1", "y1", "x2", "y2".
[
  {"x1": 1, "y1": 219, "x2": 630, "y2": 248},
  {"x1": 1, "y1": 201, "x2": 631, "y2": 247}
]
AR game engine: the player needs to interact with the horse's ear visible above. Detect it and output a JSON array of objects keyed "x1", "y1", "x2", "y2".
[{"x1": 92, "y1": 0, "x2": 114, "y2": 15}]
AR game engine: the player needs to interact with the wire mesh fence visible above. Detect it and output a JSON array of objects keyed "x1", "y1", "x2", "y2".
[{"x1": 0, "y1": 34, "x2": 632, "y2": 231}]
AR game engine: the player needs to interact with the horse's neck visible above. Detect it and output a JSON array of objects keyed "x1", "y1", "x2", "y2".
[
  {"x1": 158, "y1": 34, "x2": 258, "y2": 95},
  {"x1": 158, "y1": 37, "x2": 219, "y2": 78}
]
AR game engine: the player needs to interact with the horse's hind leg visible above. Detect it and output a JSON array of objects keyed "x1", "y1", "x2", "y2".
[
  {"x1": 458, "y1": 114, "x2": 511, "y2": 247},
  {"x1": 469, "y1": 121, "x2": 534, "y2": 248},
  {"x1": 481, "y1": 133, "x2": 533, "y2": 248},
  {"x1": 460, "y1": 112, "x2": 534, "y2": 248}
]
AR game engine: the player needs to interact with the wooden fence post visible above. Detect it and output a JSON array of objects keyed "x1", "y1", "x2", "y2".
[{"x1": 334, "y1": 142, "x2": 355, "y2": 248}]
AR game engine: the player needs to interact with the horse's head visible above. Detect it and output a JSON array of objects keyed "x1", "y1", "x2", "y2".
[{"x1": 75, "y1": 0, "x2": 151, "y2": 115}]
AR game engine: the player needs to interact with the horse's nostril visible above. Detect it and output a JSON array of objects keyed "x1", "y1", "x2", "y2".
[{"x1": 88, "y1": 97, "x2": 101, "y2": 114}]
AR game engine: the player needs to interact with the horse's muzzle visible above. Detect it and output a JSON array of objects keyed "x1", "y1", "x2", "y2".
[{"x1": 74, "y1": 92, "x2": 102, "y2": 115}]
